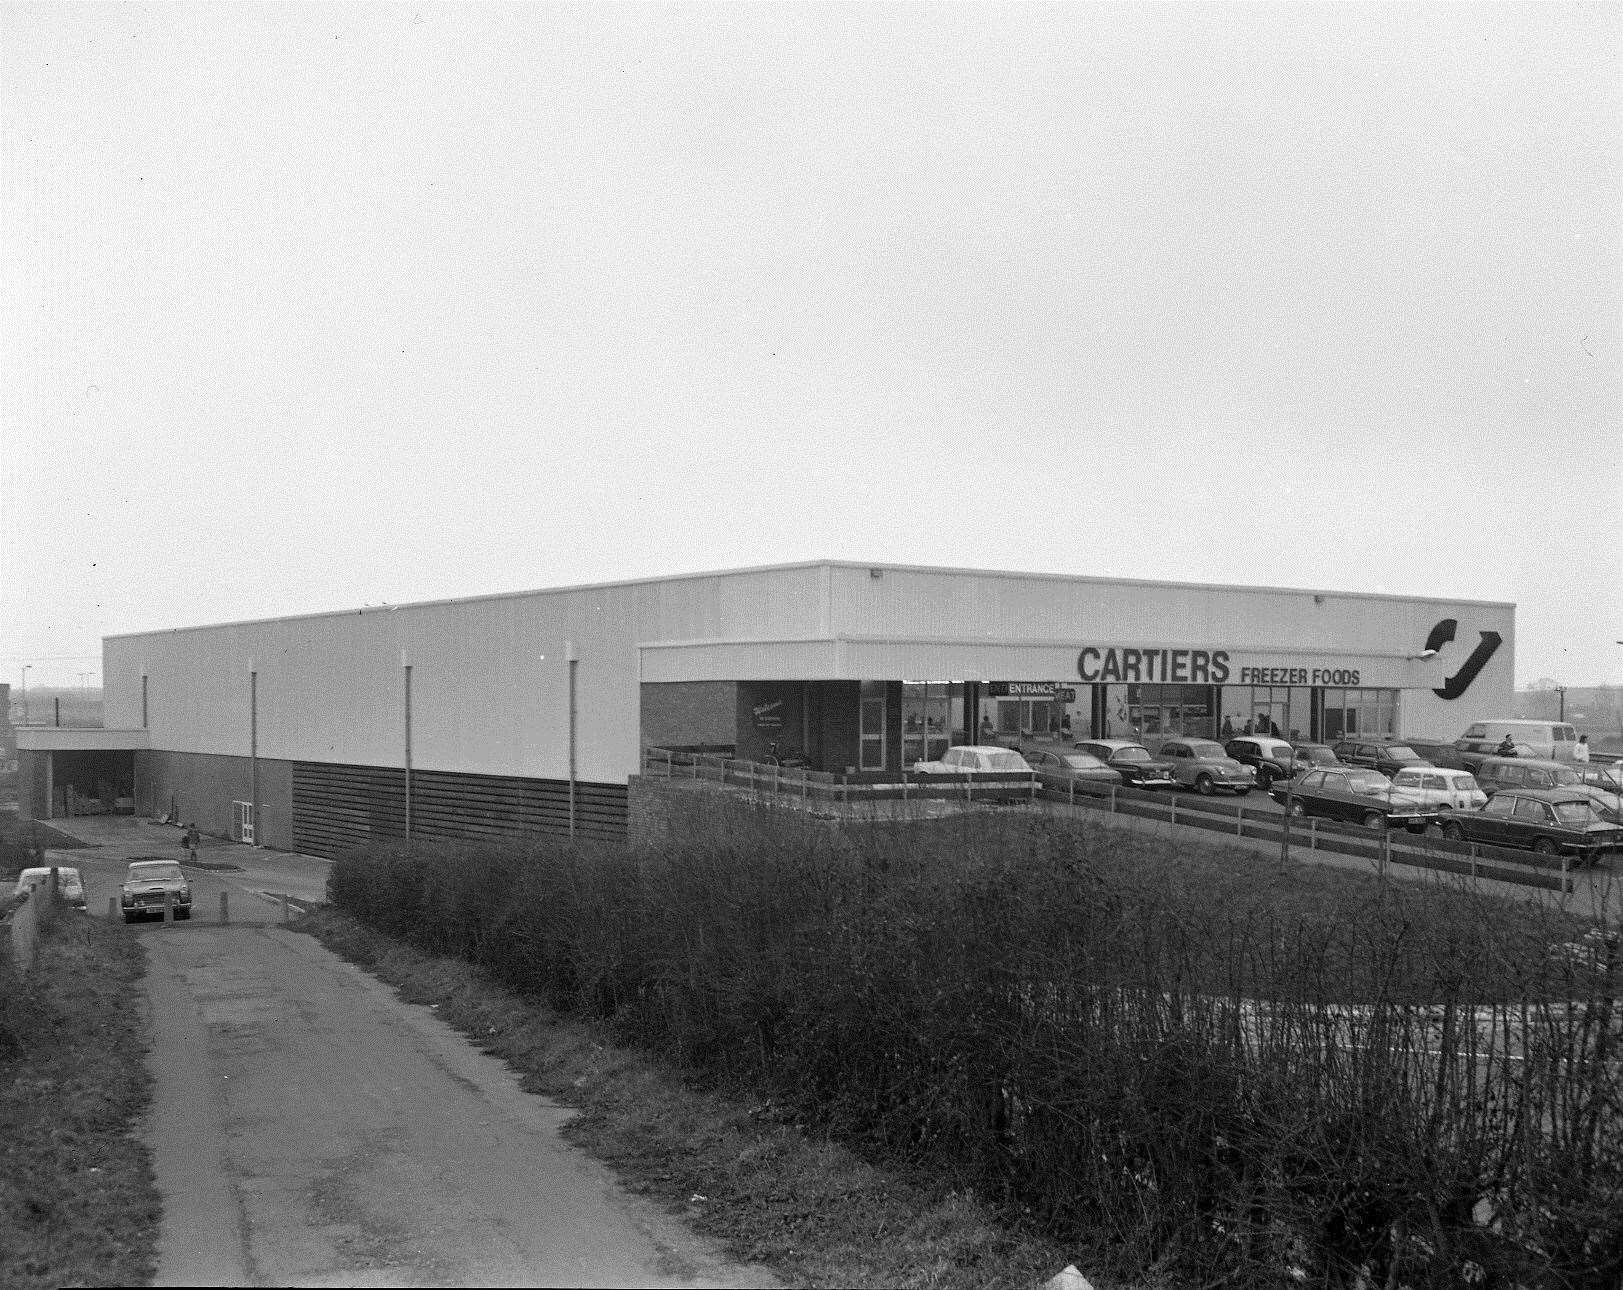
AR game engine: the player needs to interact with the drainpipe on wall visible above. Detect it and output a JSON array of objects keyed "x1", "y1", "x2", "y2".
[
  {"x1": 402, "y1": 650, "x2": 412, "y2": 843},
  {"x1": 565, "y1": 639, "x2": 578, "y2": 840},
  {"x1": 249, "y1": 658, "x2": 259, "y2": 847}
]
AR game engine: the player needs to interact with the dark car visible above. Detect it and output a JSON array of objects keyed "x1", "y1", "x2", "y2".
[
  {"x1": 1023, "y1": 747, "x2": 1124, "y2": 787},
  {"x1": 1073, "y1": 739, "x2": 1175, "y2": 789},
  {"x1": 1224, "y1": 736, "x2": 1321, "y2": 788},
  {"x1": 1268, "y1": 766, "x2": 1438, "y2": 832},
  {"x1": 1332, "y1": 738, "x2": 1432, "y2": 779},
  {"x1": 1401, "y1": 739, "x2": 1468, "y2": 771},
  {"x1": 1439, "y1": 789, "x2": 1623, "y2": 861},
  {"x1": 1472, "y1": 756, "x2": 1587, "y2": 798}
]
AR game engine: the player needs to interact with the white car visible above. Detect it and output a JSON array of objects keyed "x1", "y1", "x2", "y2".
[
  {"x1": 14, "y1": 866, "x2": 87, "y2": 910},
  {"x1": 1387, "y1": 768, "x2": 1488, "y2": 813},
  {"x1": 912, "y1": 745, "x2": 1034, "y2": 775}
]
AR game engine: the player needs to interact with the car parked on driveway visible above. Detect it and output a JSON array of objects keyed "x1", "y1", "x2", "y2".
[
  {"x1": 1072, "y1": 740, "x2": 1175, "y2": 789},
  {"x1": 1332, "y1": 738, "x2": 1432, "y2": 779},
  {"x1": 1439, "y1": 789, "x2": 1623, "y2": 862},
  {"x1": 120, "y1": 860, "x2": 193, "y2": 923},
  {"x1": 1158, "y1": 738, "x2": 1255, "y2": 795},
  {"x1": 1023, "y1": 747, "x2": 1123, "y2": 787},
  {"x1": 1223, "y1": 736, "x2": 1302, "y2": 788},
  {"x1": 1387, "y1": 767, "x2": 1487, "y2": 813},
  {"x1": 13, "y1": 866, "x2": 86, "y2": 911},
  {"x1": 912, "y1": 745, "x2": 1033, "y2": 775},
  {"x1": 1268, "y1": 766, "x2": 1438, "y2": 832}
]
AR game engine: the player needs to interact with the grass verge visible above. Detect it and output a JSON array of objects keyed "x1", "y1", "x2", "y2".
[
  {"x1": 293, "y1": 905, "x2": 1099, "y2": 1290},
  {"x1": 0, "y1": 907, "x2": 158, "y2": 1288}
]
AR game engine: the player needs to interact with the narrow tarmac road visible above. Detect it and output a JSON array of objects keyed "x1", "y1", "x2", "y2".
[{"x1": 44, "y1": 817, "x2": 774, "y2": 1289}]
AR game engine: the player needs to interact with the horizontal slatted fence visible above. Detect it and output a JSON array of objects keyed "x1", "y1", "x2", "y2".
[{"x1": 292, "y1": 762, "x2": 627, "y2": 856}]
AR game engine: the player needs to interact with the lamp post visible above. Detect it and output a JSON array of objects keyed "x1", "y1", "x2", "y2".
[
  {"x1": 1556, "y1": 685, "x2": 1567, "y2": 722},
  {"x1": 20, "y1": 665, "x2": 30, "y2": 725}
]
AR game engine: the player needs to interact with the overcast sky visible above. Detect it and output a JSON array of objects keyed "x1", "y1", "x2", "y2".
[{"x1": 3, "y1": 2, "x2": 1619, "y2": 690}]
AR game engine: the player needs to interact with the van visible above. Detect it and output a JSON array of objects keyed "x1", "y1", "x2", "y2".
[{"x1": 1455, "y1": 720, "x2": 1581, "y2": 770}]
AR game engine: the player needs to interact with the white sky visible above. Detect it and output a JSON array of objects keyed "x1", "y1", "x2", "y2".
[{"x1": 3, "y1": 2, "x2": 1620, "y2": 689}]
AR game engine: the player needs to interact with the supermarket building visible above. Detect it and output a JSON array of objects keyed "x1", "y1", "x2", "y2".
[{"x1": 15, "y1": 561, "x2": 1514, "y2": 852}]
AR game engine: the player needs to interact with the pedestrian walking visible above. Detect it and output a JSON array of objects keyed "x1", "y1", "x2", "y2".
[{"x1": 185, "y1": 824, "x2": 200, "y2": 864}]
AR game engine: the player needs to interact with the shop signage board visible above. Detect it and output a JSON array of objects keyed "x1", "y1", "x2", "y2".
[
  {"x1": 751, "y1": 698, "x2": 785, "y2": 731},
  {"x1": 989, "y1": 682, "x2": 1077, "y2": 702}
]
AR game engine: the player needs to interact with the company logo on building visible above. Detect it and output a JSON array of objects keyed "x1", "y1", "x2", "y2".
[{"x1": 1424, "y1": 619, "x2": 1502, "y2": 700}]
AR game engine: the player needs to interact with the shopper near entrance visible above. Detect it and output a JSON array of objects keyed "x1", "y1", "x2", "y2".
[
  {"x1": 182, "y1": 824, "x2": 200, "y2": 864},
  {"x1": 1496, "y1": 734, "x2": 1518, "y2": 758},
  {"x1": 1575, "y1": 734, "x2": 1591, "y2": 763}
]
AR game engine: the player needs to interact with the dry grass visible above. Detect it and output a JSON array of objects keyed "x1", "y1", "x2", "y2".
[
  {"x1": 296, "y1": 905, "x2": 1105, "y2": 1290},
  {"x1": 0, "y1": 906, "x2": 158, "y2": 1289}
]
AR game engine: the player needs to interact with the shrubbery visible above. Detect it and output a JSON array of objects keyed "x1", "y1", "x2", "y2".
[{"x1": 327, "y1": 797, "x2": 1623, "y2": 1286}]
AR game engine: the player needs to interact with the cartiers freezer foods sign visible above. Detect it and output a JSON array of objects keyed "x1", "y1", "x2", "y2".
[{"x1": 1075, "y1": 648, "x2": 1362, "y2": 688}]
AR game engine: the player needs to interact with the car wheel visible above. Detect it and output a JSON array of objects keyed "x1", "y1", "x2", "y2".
[
  {"x1": 1256, "y1": 767, "x2": 1272, "y2": 789},
  {"x1": 1287, "y1": 801, "x2": 1307, "y2": 818},
  {"x1": 1443, "y1": 821, "x2": 1465, "y2": 842},
  {"x1": 1532, "y1": 837, "x2": 1559, "y2": 856},
  {"x1": 1363, "y1": 811, "x2": 1387, "y2": 831},
  {"x1": 1195, "y1": 774, "x2": 1214, "y2": 796}
]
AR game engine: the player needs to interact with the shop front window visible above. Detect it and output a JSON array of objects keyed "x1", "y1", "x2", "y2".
[{"x1": 1321, "y1": 688, "x2": 1399, "y2": 741}]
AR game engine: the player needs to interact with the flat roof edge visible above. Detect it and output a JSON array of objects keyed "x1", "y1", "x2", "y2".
[{"x1": 102, "y1": 559, "x2": 1515, "y2": 642}]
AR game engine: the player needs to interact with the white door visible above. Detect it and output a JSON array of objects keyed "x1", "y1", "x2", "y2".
[{"x1": 233, "y1": 800, "x2": 255, "y2": 844}]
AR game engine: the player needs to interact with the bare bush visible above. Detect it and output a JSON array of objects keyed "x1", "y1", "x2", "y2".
[{"x1": 327, "y1": 799, "x2": 1622, "y2": 1285}]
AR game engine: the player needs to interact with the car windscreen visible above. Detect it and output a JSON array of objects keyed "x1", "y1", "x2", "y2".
[
  {"x1": 1551, "y1": 768, "x2": 1582, "y2": 787},
  {"x1": 1187, "y1": 741, "x2": 1227, "y2": 758},
  {"x1": 1062, "y1": 754, "x2": 1105, "y2": 769},
  {"x1": 1112, "y1": 747, "x2": 1152, "y2": 763},
  {"x1": 1347, "y1": 771, "x2": 1391, "y2": 793},
  {"x1": 1385, "y1": 746, "x2": 1421, "y2": 760},
  {"x1": 1553, "y1": 801, "x2": 1602, "y2": 825},
  {"x1": 985, "y1": 752, "x2": 1029, "y2": 770},
  {"x1": 1451, "y1": 775, "x2": 1481, "y2": 792},
  {"x1": 1302, "y1": 748, "x2": 1337, "y2": 764},
  {"x1": 129, "y1": 864, "x2": 183, "y2": 881}
]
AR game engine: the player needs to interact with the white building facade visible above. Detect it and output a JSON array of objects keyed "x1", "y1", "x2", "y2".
[{"x1": 21, "y1": 562, "x2": 1511, "y2": 853}]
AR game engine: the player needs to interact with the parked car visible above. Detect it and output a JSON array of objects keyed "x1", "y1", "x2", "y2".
[
  {"x1": 1023, "y1": 747, "x2": 1123, "y2": 787},
  {"x1": 1292, "y1": 743, "x2": 1343, "y2": 770},
  {"x1": 1571, "y1": 763, "x2": 1623, "y2": 822},
  {"x1": 1399, "y1": 739, "x2": 1468, "y2": 771},
  {"x1": 1473, "y1": 756, "x2": 1587, "y2": 798},
  {"x1": 911, "y1": 745, "x2": 1034, "y2": 775},
  {"x1": 13, "y1": 866, "x2": 86, "y2": 910},
  {"x1": 1454, "y1": 720, "x2": 1582, "y2": 770},
  {"x1": 1072, "y1": 740, "x2": 1176, "y2": 789},
  {"x1": 1224, "y1": 736, "x2": 1296, "y2": 788},
  {"x1": 1387, "y1": 767, "x2": 1487, "y2": 813},
  {"x1": 1332, "y1": 738, "x2": 1432, "y2": 779},
  {"x1": 120, "y1": 860, "x2": 193, "y2": 923},
  {"x1": 1268, "y1": 766, "x2": 1438, "y2": 832},
  {"x1": 1157, "y1": 738, "x2": 1255, "y2": 795},
  {"x1": 1438, "y1": 789, "x2": 1623, "y2": 861}
]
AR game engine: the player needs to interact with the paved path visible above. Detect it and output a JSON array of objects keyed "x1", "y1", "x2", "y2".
[{"x1": 40, "y1": 817, "x2": 774, "y2": 1289}]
